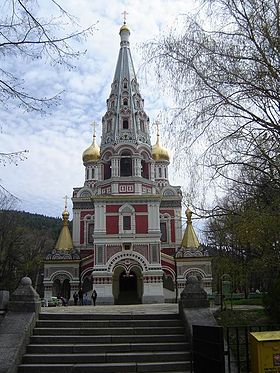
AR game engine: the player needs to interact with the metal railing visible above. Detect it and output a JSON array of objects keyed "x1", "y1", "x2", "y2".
[{"x1": 225, "y1": 324, "x2": 280, "y2": 373}]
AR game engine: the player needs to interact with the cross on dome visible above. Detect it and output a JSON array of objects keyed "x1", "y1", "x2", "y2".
[
  {"x1": 63, "y1": 195, "x2": 69, "y2": 210},
  {"x1": 90, "y1": 120, "x2": 97, "y2": 136},
  {"x1": 154, "y1": 120, "x2": 161, "y2": 136},
  {"x1": 122, "y1": 10, "x2": 128, "y2": 24},
  {"x1": 151, "y1": 120, "x2": 170, "y2": 161}
]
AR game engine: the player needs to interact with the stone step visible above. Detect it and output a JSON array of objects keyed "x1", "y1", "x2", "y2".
[
  {"x1": 30, "y1": 333, "x2": 187, "y2": 344},
  {"x1": 36, "y1": 319, "x2": 182, "y2": 328},
  {"x1": 22, "y1": 351, "x2": 189, "y2": 364},
  {"x1": 39, "y1": 313, "x2": 180, "y2": 320},
  {"x1": 33, "y1": 326, "x2": 185, "y2": 336},
  {"x1": 18, "y1": 361, "x2": 191, "y2": 373},
  {"x1": 20, "y1": 312, "x2": 190, "y2": 373},
  {"x1": 27, "y1": 341, "x2": 189, "y2": 353}
]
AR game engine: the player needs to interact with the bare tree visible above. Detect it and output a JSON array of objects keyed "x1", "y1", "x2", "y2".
[
  {"x1": 144, "y1": 0, "x2": 280, "y2": 199},
  {"x1": 0, "y1": 0, "x2": 96, "y2": 179},
  {"x1": 0, "y1": 0, "x2": 96, "y2": 112}
]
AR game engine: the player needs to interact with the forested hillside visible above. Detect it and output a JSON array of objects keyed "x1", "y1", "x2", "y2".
[
  {"x1": 8, "y1": 210, "x2": 63, "y2": 237},
  {"x1": 0, "y1": 209, "x2": 70, "y2": 295}
]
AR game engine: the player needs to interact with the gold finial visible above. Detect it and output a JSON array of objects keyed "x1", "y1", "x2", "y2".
[
  {"x1": 63, "y1": 195, "x2": 69, "y2": 210},
  {"x1": 122, "y1": 10, "x2": 128, "y2": 24},
  {"x1": 186, "y1": 208, "x2": 193, "y2": 224}
]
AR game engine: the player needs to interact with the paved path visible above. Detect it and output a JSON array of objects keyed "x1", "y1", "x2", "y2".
[
  {"x1": 41, "y1": 303, "x2": 263, "y2": 314},
  {"x1": 41, "y1": 303, "x2": 179, "y2": 314}
]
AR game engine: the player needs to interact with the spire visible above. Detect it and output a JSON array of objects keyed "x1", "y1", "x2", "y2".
[
  {"x1": 55, "y1": 197, "x2": 73, "y2": 252},
  {"x1": 180, "y1": 208, "x2": 200, "y2": 249},
  {"x1": 101, "y1": 18, "x2": 151, "y2": 148}
]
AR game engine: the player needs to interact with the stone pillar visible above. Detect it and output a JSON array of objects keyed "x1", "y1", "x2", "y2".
[
  {"x1": 178, "y1": 276, "x2": 217, "y2": 343},
  {"x1": 8, "y1": 277, "x2": 41, "y2": 315},
  {"x1": 179, "y1": 275, "x2": 209, "y2": 309},
  {"x1": 142, "y1": 272, "x2": 164, "y2": 303}
]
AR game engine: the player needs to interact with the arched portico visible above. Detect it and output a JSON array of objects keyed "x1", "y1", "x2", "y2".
[
  {"x1": 51, "y1": 275, "x2": 70, "y2": 300},
  {"x1": 112, "y1": 264, "x2": 143, "y2": 304}
]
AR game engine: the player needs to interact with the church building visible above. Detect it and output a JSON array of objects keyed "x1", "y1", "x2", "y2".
[{"x1": 43, "y1": 21, "x2": 212, "y2": 304}]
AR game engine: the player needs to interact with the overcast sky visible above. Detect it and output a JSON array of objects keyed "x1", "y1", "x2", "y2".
[{"x1": 1, "y1": 0, "x2": 199, "y2": 220}]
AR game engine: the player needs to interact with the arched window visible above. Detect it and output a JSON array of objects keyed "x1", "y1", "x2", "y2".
[
  {"x1": 120, "y1": 152, "x2": 132, "y2": 176},
  {"x1": 160, "y1": 222, "x2": 168, "y2": 242},
  {"x1": 141, "y1": 160, "x2": 149, "y2": 179},
  {"x1": 119, "y1": 204, "x2": 135, "y2": 233},
  {"x1": 122, "y1": 118, "x2": 129, "y2": 129},
  {"x1": 140, "y1": 120, "x2": 145, "y2": 132},
  {"x1": 123, "y1": 98, "x2": 128, "y2": 106},
  {"x1": 87, "y1": 222, "x2": 94, "y2": 244},
  {"x1": 104, "y1": 161, "x2": 111, "y2": 180},
  {"x1": 107, "y1": 120, "x2": 112, "y2": 132}
]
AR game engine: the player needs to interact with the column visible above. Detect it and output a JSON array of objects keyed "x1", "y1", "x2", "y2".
[{"x1": 72, "y1": 210, "x2": 80, "y2": 246}]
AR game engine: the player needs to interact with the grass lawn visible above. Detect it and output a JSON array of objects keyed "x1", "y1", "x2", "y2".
[
  {"x1": 225, "y1": 298, "x2": 263, "y2": 306},
  {"x1": 215, "y1": 309, "x2": 269, "y2": 327}
]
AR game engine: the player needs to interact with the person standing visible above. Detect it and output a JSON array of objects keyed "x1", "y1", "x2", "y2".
[
  {"x1": 91, "y1": 289, "x2": 97, "y2": 306},
  {"x1": 78, "y1": 288, "x2": 83, "y2": 305},
  {"x1": 73, "y1": 292, "x2": 78, "y2": 306},
  {"x1": 83, "y1": 292, "x2": 88, "y2": 305}
]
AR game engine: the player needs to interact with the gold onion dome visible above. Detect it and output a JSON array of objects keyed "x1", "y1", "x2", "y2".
[
  {"x1": 62, "y1": 209, "x2": 69, "y2": 219},
  {"x1": 82, "y1": 134, "x2": 100, "y2": 163},
  {"x1": 120, "y1": 23, "x2": 130, "y2": 33},
  {"x1": 152, "y1": 132, "x2": 170, "y2": 161}
]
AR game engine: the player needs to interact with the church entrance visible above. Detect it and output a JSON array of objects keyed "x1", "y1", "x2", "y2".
[
  {"x1": 112, "y1": 265, "x2": 142, "y2": 304},
  {"x1": 118, "y1": 270, "x2": 138, "y2": 304}
]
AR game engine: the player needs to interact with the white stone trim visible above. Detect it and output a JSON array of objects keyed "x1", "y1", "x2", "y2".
[
  {"x1": 182, "y1": 267, "x2": 207, "y2": 279},
  {"x1": 49, "y1": 270, "x2": 74, "y2": 282},
  {"x1": 107, "y1": 250, "x2": 149, "y2": 272}
]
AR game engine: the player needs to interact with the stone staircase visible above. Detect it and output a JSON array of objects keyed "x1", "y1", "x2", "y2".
[{"x1": 18, "y1": 312, "x2": 191, "y2": 373}]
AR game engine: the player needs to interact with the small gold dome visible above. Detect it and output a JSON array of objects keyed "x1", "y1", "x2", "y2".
[
  {"x1": 152, "y1": 133, "x2": 170, "y2": 161},
  {"x1": 120, "y1": 23, "x2": 130, "y2": 33},
  {"x1": 62, "y1": 209, "x2": 69, "y2": 219},
  {"x1": 82, "y1": 135, "x2": 100, "y2": 163}
]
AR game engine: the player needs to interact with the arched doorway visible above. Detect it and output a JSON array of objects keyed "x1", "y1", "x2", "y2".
[
  {"x1": 118, "y1": 270, "x2": 138, "y2": 304},
  {"x1": 61, "y1": 279, "x2": 70, "y2": 300},
  {"x1": 112, "y1": 265, "x2": 142, "y2": 305},
  {"x1": 52, "y1": 278, "x2": 61, "y2": 297}
]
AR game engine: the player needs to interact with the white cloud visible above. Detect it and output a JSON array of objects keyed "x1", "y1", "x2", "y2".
[{"x1": 0, "y1": 0, "x2": 199, "y2": 219}]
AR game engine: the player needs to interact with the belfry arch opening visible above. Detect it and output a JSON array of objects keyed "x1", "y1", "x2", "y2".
[{"x1": 120, "y1": 151, "x2": 132, "y2": 176}]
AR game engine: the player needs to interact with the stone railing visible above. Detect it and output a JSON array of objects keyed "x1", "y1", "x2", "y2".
[{"x1": 0, "y1": 277, "x2": 41, "y2": 373}]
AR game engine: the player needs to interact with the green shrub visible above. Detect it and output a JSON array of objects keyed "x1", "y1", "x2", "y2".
[{"x1": 263, "y1": 274, "x2": 280, "y2": 323}]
